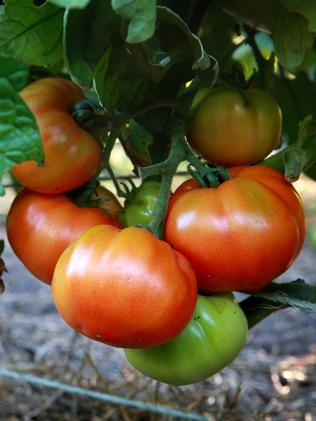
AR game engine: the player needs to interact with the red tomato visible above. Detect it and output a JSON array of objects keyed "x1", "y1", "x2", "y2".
[
  {"x1": 52, "y1": 225, "x2": 197, "y2": 348},
  {"x1": 12, "y1": 78, "x2": 102, "y2": 194},
  {"x1": 6, "y1": 188, "x2": 121, "y2": 285},
  {"x1": 165, "y1": 166, "x2": 305, "y2": 293}
]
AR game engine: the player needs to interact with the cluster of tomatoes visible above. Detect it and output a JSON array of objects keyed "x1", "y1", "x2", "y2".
[{"x1": 6, "y1": 78, "x2": 305, "y2": 385}]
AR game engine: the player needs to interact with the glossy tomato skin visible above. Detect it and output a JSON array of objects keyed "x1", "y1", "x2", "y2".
[
  {"x1": 125, "y1": 293, "x2": 248, "y2": 385},
  {"x1": 187, "y1": 88, "x2": 282, "y2": 166},
  {"x1": 120, "y1": 180, "x2": 161, "y2": 226},
  {"x1": 12, "y1": 78, "x2": 102, "y2": 194},
  {"x1": 52, "y1": 225, "x2": 197, "y2": 348},
  {"x1": 6, "y1": 189, "x2": 121, "y2": 285},
  {"x1": 165, "y1": 166, "x2": 305, "y2": 293}
]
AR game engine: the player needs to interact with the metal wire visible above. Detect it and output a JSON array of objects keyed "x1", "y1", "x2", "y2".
[{"x1": 0, "y1": 368, "x2": 208, "y2": 420}]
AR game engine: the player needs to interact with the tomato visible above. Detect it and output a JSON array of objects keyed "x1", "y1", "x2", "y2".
[
  {"x1": 125, "y1": 293, "x2": 248, "y2": 385},
  {"x1": 52, "y1": 225, "x2": 197, "y2": 348},
  {"x1": 165, "y1": 165, "x2": 305, "y2": 293},
  {"x1": 12, "y1": 78, "x2": 102, "y2": 194},
  {"x1": 120, "y1": 179, "x2": 160, "y2": 226},
  {"x1": 6, "y1": 188, "x2": 121, "y2": 285},
  {"x1": 186, "y1": 88, "x2": 282, "y2": 166}
]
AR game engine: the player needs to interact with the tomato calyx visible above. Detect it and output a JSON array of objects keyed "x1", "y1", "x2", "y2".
[{"x1": 187, "y1": 162, "x2": 229, "y2": 188}]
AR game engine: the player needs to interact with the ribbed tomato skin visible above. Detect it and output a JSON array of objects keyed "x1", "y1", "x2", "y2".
[
  {"x1": 165, "y1": 166, "x2": 305, "y2": 293},
  {"x1": 52, "y1": 225, "x2": 198, "y2": 348},
  {"x1": 12, "y1": 78, "x2": 101, "y2": 194},
  {"x1": 7, "y1": 189, "x2": 121, "y2": 284}
]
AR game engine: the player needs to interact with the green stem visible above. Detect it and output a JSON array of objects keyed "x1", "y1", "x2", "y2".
[
  {"x1": 144, "y1": 136, "x2": 186, "y2": 237},
  {"x1": 141, "y1": 122, "x2": 228, "y2": 238}
]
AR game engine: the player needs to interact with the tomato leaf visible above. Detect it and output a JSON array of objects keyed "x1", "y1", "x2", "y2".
[
  {"x1": 241, "y1": 279, "x2": 316, "y2": 328},
  {"x1": 281, "y1": 0, "x2": 316, "y2": 32},
  {"x1": 157, "y1": 6, "x2": 211, "y2": 72},
  {"x1": 121, "y1": 120, "x2": 154, "y2": 166},
  {"x1": 0, "y1": 0, "x2": 64, "y2": 68},
  {"x1": 111, "y1": 0, "x2": 156, "y2": 44},
  {"x1": 48, "y1": 0, "x2": 90, "y2": 8},
  {"x1": 222, "y1": 0, "x2": 313, "y2": 71},
  {"x1": 272, "y1": 5, "x2": 313, "y2": 72},
  {"x1": 0, "y1": 56, "x2": 43, "y2": 196},
  {"x1": 272, "y1": 73, "x2": 316, "y2": 144},
  {"x1": 64, "y1": 0, "x2": 121, "y2": 88},
  {"x1": 200, "y1": 0, "x2": 236, "y2": 70}
]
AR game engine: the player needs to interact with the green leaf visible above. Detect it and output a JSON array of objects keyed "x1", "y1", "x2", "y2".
[
  {"x1": 272, "y1": 5, "x2": 313, "y2": 71},
  {"x1": 0, "y1": 0, "x2": 64, "y2": 68},
  {"x1": 0, "y1": 56, "x2": 43, "y2": 196},
  {"x1": 94, "y1": 45, "x2": 151, "y2": 113},
  {"x1": 111, "y1": 0, "x2": 156, "y2": 44},
  {"x1": 241, "y1": 280, "x2": 316, "y2": 328},
  {"x1": 48, "y1": 0, "x2": 90, "y2": 8},
  {"x1": 281, "y1": 0, "x2": 316, "y2": 31},
  {"x1": 256, "y1": 280, "x2": 316, "y2": 311},
  {"x1": 200, "y1": 0, "x2": 236, "y2": 70},
  {"x1": 272, "y1": 73, "x2": 316, "y2": 143},
  {"x1": 121, "y1": 120, "x2": 154, "y2": 165},
  {"x1": 64, "y1": 0, "x2": 121, "y2": 88},
  {"x1": 222, "y1": 0, "x2": 313, "y2": 71},
  {"x1": 0, "y1": 240, "x2": 4, "y2": 256},
  {"x1": 0, "y1": 55, "x2": 29, "y2": 91},
  {"x1": 157, "y1": 6, "x2": 210, "y2": 72}
]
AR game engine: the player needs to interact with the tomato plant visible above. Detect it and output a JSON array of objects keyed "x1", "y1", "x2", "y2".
[
  {"x1": 125, "y1": 293, "x2": 248, "y2": 385},
  {"x1": 52, "y1": 225, "x2": 197, "y2": 348},
  {"x1": 165, "y1": 165, "x2": 305, "y2": 293},
  {"x1": 12, "y1": 78, "x2": 102, "y2": 194},
  {"x1": 1, "y1": 0, "x2": 316, "y2": 390},
  {"x1": 120, "y1": 179, "x2": 161, "y2": 226},
  {"x1": 187, "y1": 88, "x2": 282, "y2": 166},
  {"x1": 6, "y1": 188, "x2": 121, "y2": 284}
]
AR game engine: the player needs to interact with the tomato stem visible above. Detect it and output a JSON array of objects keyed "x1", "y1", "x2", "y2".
[{"x1": 141, "y1": 121, "x2": 229, "y2": 237}]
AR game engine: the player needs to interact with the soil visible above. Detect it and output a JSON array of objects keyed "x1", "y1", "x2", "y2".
[{"x1": 0, "y1": 177, "x2": 315, "y2": 421}]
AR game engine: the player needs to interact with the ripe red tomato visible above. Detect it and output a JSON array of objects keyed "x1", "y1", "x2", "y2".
[
  {"x1": 187, "y1": 88, "x2": 282, "y2": 166},
  {"x1": 165, "y1": 166, "x2": 305, "y2": 293},
  {"x1": 52, "y1": 225, "x2": 197, "y2": 348},
  {"x1": 12, "y1": 78, "x2": 102, "y2": 194},
  {"x1": 6, "y1": 188, "x2": 121, "y2": 285}
]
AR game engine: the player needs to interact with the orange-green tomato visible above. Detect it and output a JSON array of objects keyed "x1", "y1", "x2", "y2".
[
  {"x1": 12, "y1": 78, "x2": 102, "y2": 194},
  {"x1": 125, "y1": 294, "x2": 248, "y2": 385},
  {"x1": 6, "y1": 188, "x2": 121, "y2": 285},
  {"x1": 52, "y1": 225, "x2": 197, "y2": 348},
  {"x1": 187, "y1": 88, "x2": 282, "y2": 166}
]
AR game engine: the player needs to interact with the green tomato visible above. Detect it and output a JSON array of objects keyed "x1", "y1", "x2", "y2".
[
  {"x1": 120, "y1": 180, "x2": 161, "y2": 226},
  {"x1": 124, "y1": 293, "x2": 248, "y2": 385}
]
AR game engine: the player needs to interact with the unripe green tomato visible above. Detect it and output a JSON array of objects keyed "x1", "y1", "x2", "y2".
[
  {"x1": 124, "y1": 293, "x2": 248, "y2": 385},
  {"x1": 187, "y1": 88, "x2": 282, "y2": 166},
  {"x1": 120, "y1": 180, "x2": 160, "y2": 226}
]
